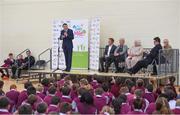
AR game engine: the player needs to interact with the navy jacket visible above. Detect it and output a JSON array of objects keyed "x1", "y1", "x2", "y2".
[
  {"x1": 147, "y1": 44, "x2": 162, "y2": 59},
  {"x1": 104, "y1": 45, "x2": 117, "y2": 57},
  {"x1": 24, "y1": 56, "x2": 35, "y2": 67},
  {"x1": 60, "y1": 29, "x2": 74, "y2": 49},
  {"x1": 146, "y1": 44, "x2": 166, "y2": 64}
]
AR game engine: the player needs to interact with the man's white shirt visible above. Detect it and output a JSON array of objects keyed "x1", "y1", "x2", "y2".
[{"x1": 107, "y1": 45, "x2": 112, "y2": 57}]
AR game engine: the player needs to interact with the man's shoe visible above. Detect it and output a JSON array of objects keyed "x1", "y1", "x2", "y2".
[
  {"x1": 11, "y1": 76, "x2": 16, "y2": 79},
  {"x1": 99, "y1": 69, "x2": 104, "y2": 72},
  {"x1": 104, "y1": 70, "x2": 108, "y2": 73},
  {"x1": 119, "y1": 67, "x2": 125, "y2": 73},
  {"x1": 66, "y1": 70, "x2": 70, "y2": 72},
  {"x1": 115, "y1": 70, "x2": 120, "y2": 73},
  {"x1": 62, "y1": 69, "x2": 67, "y2": 71},
  {"x1": 151, "y1": 73, "x2": 157, "y2": 76},
  {"x1": 126, "y1": 69, "x2": 133, "y2": 76}
]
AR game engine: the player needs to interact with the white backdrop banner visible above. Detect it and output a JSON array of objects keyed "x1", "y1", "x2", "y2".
[
  {"x1": 52, "y1": 19, "x2": 89, "y2": 70},
  {"x1": 89, "y1": 18, "x2": 100, "y2": 70}
]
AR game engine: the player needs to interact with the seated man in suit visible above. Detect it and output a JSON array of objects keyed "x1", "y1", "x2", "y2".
[
  {"x1": 127, "y1": 37, "x2": 162, "y2": 75},
  {"x1": 113, "y1": 38, "x2": 128, "y2": 73},
  {"x1": 99, "y1": 38, "x2": 116, "y2": 73},
  {"x1": 16, "y1": 50, "x2": 35, "y2": 78}
]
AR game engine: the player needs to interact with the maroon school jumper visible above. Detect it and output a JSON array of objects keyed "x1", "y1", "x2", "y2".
[
  {"x1": 129, "y1": 97, "x2": 148, "y2": 112},
  {"x1": 144, "y1": 92, "x2": 156, "y2": 103},
  {"x1": 72, "y1": 96, "x2": 81, "y2": 111},
  {"x1": 102, "y1": 92, "x2": 114, "y2": 105},
  {"x1": 120, "y1": 103, "x2": 131, "y2": 114},
  {"x1": 110, "y1": 84, "x2": 120, "y2": 97},
  {"x1": 146, "y1": 102, "x2": 156, "y2": 114},
  {"x1": 6, "y1": 89, "x2": 20, "y2": 112},
  {"x1": 172, "y1": 107, "x2": 180, "y2": 114},
  {"x1": 22, "y1": 95, "x2": 43, "y2": 111},
  {"x1": 55, "y1": 90, "x2": 62, "y2": 98},
  {"x1": 125, "y1": 93, "x2": 134, "y2": 103},
  {"x1": 77, "y1": 102, "x2": 97, "y2": 114},
  {"x1": 16, "y1": 90, "x2": 28, "y2": 108},
  {"x1": 60, "y1": 95, "x2": 72, "y2": 103},
  {"x1": 47, "y1": 104, "x2": 59, "y2": 113},
  {"x1": 128, "y1": 109, "x2": 146, "y2": 114},
  {"x1": 36, "y1": 91, "x2": 46, "y2": 100},
  {"x1": 90, "y1": 80, "x2": 100, "y2": 89},
  {"x1": 44, "y1": 95, "x2": 54, "y2": 106},
  {"x1": 93, "y1": 95, "x2": 107, "y2": 113},
  {"x1": 70, "y1": 89, "x2": 78, "y2": 100}
]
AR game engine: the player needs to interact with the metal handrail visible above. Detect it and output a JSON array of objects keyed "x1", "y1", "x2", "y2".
[
  {"x1": 38, "y1": 48, "x2": 52, "y2": 69},
  {"x1": 38, "y1": 48, "x2": 51, "y2": 60},
  {"x1": 16, "y1": 48, "x2": 30, "y2": 58}
]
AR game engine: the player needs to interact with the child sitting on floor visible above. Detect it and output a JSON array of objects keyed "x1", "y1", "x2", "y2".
[
  {"x1": 6, "y1": 84, "x2": 20, "y2": 112},
  {"x1": 44, "y1": 85, "x2": 56, "y2": 106},
  {"x1": 77, "y1": 91, "x2": 97, "y2": 114},
  {"x1": 36, "y1": 84, "x2": 46, "y2": 100},
  {"x1": 47, "y1": 96, "x2": 60, "y2": 113},
  {"x1": 60, "y1": 86, "x2": 72, "y2": 103},
  {"x1": 94, "y1": 88, "x2": 107, "y2": 113},
  {"x1": 144, "y1": 84, "x2": 156, "y2": 103}
]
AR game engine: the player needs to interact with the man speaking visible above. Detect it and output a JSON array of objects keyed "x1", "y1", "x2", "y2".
[{"x1": 60, "y1": 23, "x2": 74, "y2": 72}]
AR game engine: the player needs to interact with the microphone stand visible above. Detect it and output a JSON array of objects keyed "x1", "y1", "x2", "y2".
[{"x1": 53, "y1": 37, "x2": 63, "y2": 72}]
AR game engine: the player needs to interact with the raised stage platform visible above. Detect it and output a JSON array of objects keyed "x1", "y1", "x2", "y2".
[{"x1": 26, "y1": 69, "x2": 178, "y2": 86}]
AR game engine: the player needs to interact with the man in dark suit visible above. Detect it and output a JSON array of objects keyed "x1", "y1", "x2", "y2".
[
  {"x1": 60, "y1": 23, "x2": 74, "y2": 72},
  {"x1": 127, "y1": 37, "x2": 162, "y2": 75},
  {"x1": 99, "y1": 38, "x2": 117, "y2": 72},
  {"x1": 17, "y1": 50, "x2": 35, "y2": 78}
]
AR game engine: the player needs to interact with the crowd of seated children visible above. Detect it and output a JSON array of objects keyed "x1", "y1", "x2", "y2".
[{"x1": 0, "y1": 75, "x2": 179, "y2": 114}]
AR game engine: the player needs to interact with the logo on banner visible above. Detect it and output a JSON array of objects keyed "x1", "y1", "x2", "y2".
[{"x1": 73, "y1": 24, "x2": 86, "y2": 37}]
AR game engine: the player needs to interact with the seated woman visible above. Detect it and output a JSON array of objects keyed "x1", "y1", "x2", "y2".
[
  {"x1": 163, "y1": 39, "x2": 172, "y2": 49},
  {"x1": 0, "y1": 53, "x2": 15, "y2": 78},
  {"x1": 113, "y1": 38, "x2": 128, "y2": 73},
  {"x1": 126, "y1": 40, "x2": 143, "y2": 69},
  {"x1": 163, "y1": 39, "x2": 172, "y2": 60}
]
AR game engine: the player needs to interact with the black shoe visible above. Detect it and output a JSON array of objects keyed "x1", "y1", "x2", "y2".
[
  {"x1": 126, "y1": 69, "x2": 133, "y2": 76},
  {"x1": 104, "y1": 70, "x2": 108, "y2": 73},
  {"x1": 115, "y1": 70, "x2": 120, "y2": 73},
  {"x1": 99, "y1": 69, "x2": 104, "y2": 72},
  {"x1": 119, "y1": 67, "x2": 125, "y2": 73},
  {"x1": 151, "y1": 73, "x2": 157, "y2": 76},
  {"x1": 11, "y1": 76, "x2": 16, "y2": 79},
  {"x1": 62, "y1": 69, "x2": 67, "y2": 71}
]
